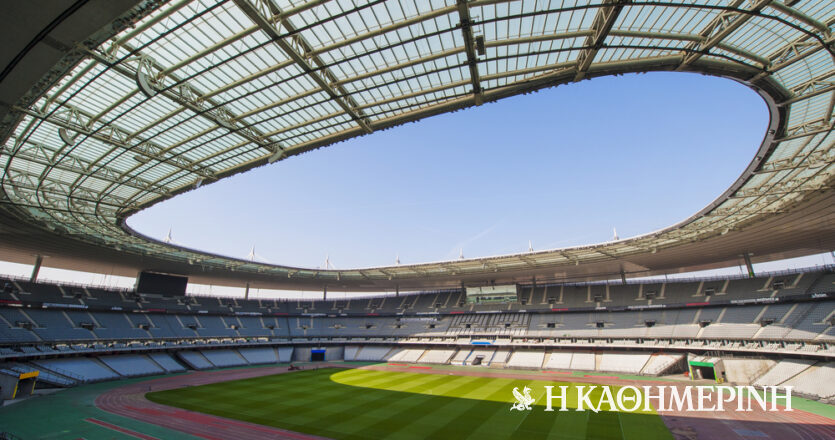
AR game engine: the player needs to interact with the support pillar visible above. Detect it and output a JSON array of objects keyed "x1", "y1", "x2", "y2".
[
  {"x1": 323, "y1": 285, "x2": 327, "y2": 301},
  {"x1": 620, "y1": 269, "x2": 627, "y2": 285},
  {"x1": 244, "y1": 282, "x2": 250, "y2": 300},
  {"x1": 743, "y1": 252, "x2": 755, "y2": 278},
  {"x1": 395, "y1": 285, "x2": 399, "y2": 297},
  {"x1": 30, "y1": 255, "x2": 43, "y2": 283}
]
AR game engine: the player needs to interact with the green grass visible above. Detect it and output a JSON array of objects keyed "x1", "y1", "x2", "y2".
[{"x1": 147, "y1": 368, "x2": 673, "y2": 440}]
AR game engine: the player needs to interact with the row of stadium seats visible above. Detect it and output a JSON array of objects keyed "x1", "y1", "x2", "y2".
[
  {"x1": 2, "y1": 270, "x2": 832, "y2": 316},
  {"x1": 751, "y1": 360, "x2": 835, "y2": 400},
  {"x1": 0, "y1": 347, "x2": 295, "y2": 385},
  {"x1": 342, "y1": 345, "x2": 686, "y2": 376},
  {"x1": 1, "y1": 300, "x2": 831, "y2": 343},
  {"x1": 2, "y1": 340, "x2": 832, "y2": 400},
  {"x1": 346, "y1": 346, "x2": 833, "y2": 400}
]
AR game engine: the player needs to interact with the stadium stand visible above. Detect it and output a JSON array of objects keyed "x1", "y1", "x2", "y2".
[
  {"x1": 238, "y1": 347, "x2": 279, "y2": 365},
  {"x1": 781, "y1": 363, "x2": 835, "y2": 400},
  {"x1": 343, "y1": 346, "x2": 360, "y2": 362},
  {"x1": 753, "y1": 359, "x2": 817, "y2": 388},
  {"x1": 0, "y1": 268, "x2": 832, "y2": 401},
  {"x1": 490, "y1": 349, "x2": 511, "y2": 366},
  {"x1": 450, "y1": 349, "x2": 471, "y2": 365},
  {"x1": 544, "y1": 352, "x2": 573, "y2": 370},
  {"x1": 32, "y1": 358, "x2": 119, "y2": 383},
  {"x1": 178, "y1": 351, "x2": 214, "y2": 370},
  {"x1": 506, "y1": 350, "x2": 545, "y2": 369},
  {"x1": 277, "y1": 347, "x2": 294, "y2": 363},
  {"x1": 201, "y1": 349, "x2": 248, "y2": 368},
  {"x1": 598, "y1": 353, "x2": 651, "y2": 374},
  {"x1": 720, "y1": 359, "x2": 776, "y2": 385},
  {"x1": 6, "y1": 363, "x2": 77, "y2": 387},
  {"x1": 354, "y1": 346, "x2": 393, "y2": 362},
  {"x1": 99, "y1": 355, "x2": 165, "y2": 377},
  {"x1": 388, "y1": 348, "x2": 425, "y2": 363},
  {"x1": 641, "y1": 354, "x2": 685, "y2": 376},
  {"x1": 148, "y1": 353, "x2": 187, "y2": 373},
  {"x1": 570, "y1": 352, "x2": 596, "y2": 371},
  {"x1": 419, "y1": 349, "x2": 457, "y2": 364}
]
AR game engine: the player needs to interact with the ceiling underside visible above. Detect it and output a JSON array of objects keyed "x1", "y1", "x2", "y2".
[{"x1": 0, "y1": 0, "x2": 833, "y2": 291}]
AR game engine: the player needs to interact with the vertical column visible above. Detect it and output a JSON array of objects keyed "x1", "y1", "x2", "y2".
[
  {"x1": 30, "y1": 255, "x2": 43, "y2": 283},
  {"x1": 743, "y1": 252, "x2": 755, "y2": 278},
  {"x1": 323, "y1": 285, "x2": 327, "y2": 301},
  {"x1": 244, "y1": 282, "x2": 250, "y2": 300}
]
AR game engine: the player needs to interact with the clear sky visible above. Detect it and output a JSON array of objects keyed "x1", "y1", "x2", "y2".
[
  {"x1": 3, "y1": 71, "x2": 833, "y2": 294},
  {"x1": 129, "y1": 71, "x2": 770, "y2": 268}
]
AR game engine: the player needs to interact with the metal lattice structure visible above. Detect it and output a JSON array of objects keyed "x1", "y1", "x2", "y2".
[{"x1": 0, "y1": 0, "x2": 833, "y2": 290}]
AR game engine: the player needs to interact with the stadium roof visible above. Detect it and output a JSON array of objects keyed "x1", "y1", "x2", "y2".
[{"x1": 0, "y1": 0, "x2": 833, "y2": 291}]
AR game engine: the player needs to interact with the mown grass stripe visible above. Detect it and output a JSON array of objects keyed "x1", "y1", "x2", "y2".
[
  {"x1": 373, "y1": 377, "x2": 501, "y2": 439},
  {"x1": 586, "y1": 410, "x2": 623, "y2": 440},
  {"x1": 146, "y1": 368, "x2": 674, "y2": 440},
  {"x1": 423, "y1": 379, "x2": 531, "y2": 439},
  {"x1": 326, "y1": 374, "x2": 483, "y2": 436}
]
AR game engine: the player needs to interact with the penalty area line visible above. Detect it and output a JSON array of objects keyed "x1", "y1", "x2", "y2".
[{"x1": 84, "y1": 418, "x2": 161, "y2": 440}]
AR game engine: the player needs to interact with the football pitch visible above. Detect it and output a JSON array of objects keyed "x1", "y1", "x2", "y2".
[{"x1": 146, "y1": 367, "x2": 673, "y2": 440}]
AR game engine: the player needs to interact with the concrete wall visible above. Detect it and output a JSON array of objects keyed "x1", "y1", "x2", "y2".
[{"x1": 722, "y1": 359, "x2": 776, "y2": 385}]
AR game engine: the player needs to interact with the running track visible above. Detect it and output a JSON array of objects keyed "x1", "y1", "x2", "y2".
[
  {"x1": 95, "y1": 365, "x2": 331, "y2": 440},
  {"x1": 95, "y1": 364, "x2": 835, "y2": 440}
]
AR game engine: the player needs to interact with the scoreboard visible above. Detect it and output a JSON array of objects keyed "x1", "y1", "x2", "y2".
[{"x1": 465, "y1": 285, "x2": 518, "y2": 304}]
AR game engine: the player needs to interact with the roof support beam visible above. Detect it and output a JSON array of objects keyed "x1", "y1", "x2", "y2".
[
  {"x1": 196, "y1": 5, "x2": 458, "y2": 102},
  {"x1": 766, "y1": 1, "x2": 830, "y2": 36},
  {"x1": 12, "y1": 104, "x2": 210, "y2": 212},
  {"x1": 85, "y1": 46, "x2": 279, "y2": 155},
  {"x1": 678, "y1": 0, "x2": 772, "y2": 69},
  {"x1": 3, "y1": 139, "x2": 166, "y2": 195},
  {"x1": 574, "y1": 0, "x2": 629, "y2": 81},
  {"x1": 488, "y1": 29, "x2": 768, "y2": 67},
  {"x1": 731, "y1": 185, "x2": 832, "y2": 199},
  {"x1": 781, "y1": 73, "x2": 835, "y2": 106},
  {"x1": 233, "y1": 0, "x2": 373, "y2": 146},
  {"x1": 751, "y1": 17, "x2": 835, "y2": 81},
  {"x1": 456, "y1": 0, "x2": 484, "y2": 105},
  {"x1": 777, "y1": 117, "x2": 834, "y2": 142},
  {"x1": 77, "y1": 47, "x2": 285, "y2": 198}
]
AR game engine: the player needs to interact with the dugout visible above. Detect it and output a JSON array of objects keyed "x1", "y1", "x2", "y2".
[{"x1": 0, "y1": 369, "x2": 38, "y2": 402}]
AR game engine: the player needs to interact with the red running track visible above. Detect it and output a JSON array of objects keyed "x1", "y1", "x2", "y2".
[
  {"x1": 95, "y1": 365, "x2": 332, "y2": 440},
  {"x1": 95, "y1": 364, "x2": 835, "y2": 440}
]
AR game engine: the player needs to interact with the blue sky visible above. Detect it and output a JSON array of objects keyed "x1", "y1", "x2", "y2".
[{"x1": 128, "y1": 72, "x2": 769, "y2": 269}]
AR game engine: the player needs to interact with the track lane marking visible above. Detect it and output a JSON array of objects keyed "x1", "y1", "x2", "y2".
[{"x1": 84, "y1": 418, "x2": 160, "y2": 440}]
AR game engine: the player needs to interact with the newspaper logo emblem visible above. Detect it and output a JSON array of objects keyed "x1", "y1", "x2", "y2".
[{"x1": 511, "y1": 386, "x2": 535, "y2": 411}]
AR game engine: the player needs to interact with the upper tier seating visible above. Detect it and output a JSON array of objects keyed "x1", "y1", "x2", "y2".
[{"x1": 0, "y1": 269, "x2": 832, "y2": 347}]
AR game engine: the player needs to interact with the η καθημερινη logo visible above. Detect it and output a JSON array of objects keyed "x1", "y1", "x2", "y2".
[{"x1": 510, "y1": 386, "x2": 535, "y2": 411}]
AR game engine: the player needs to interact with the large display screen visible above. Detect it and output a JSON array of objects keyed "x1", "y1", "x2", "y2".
[
  {"x1": 465, "y1": 285, "x2": 518, "y2": 304},
  {"x1": 136, "y1": 271, "x2": 188, "y2": 296}
]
